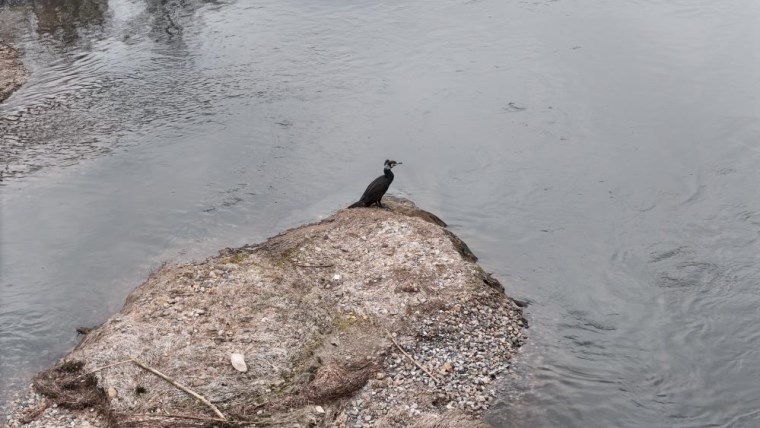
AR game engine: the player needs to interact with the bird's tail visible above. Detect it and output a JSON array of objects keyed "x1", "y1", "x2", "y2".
[{"x1": 348, "y1": 201, "x2": 365, "y2": 209}]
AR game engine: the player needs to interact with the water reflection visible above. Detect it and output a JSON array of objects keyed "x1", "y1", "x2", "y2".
[
  {"x1": 145, "y1": 0, "x2": 183, "y2": 39},
  {"x1": 29, "y1": 0, "x2": 108, "y2": 44},
  {"x1": 0, "y1": 0, "x2": 230, "y2": 180},
  {"x1": 0, "y1": 0, "x2": 221, "y2": 49},
  {"x1": 0, "y1": 0, "x2": 108, "y2": 47}
]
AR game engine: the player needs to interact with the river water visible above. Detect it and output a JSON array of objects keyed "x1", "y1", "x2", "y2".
[{"x1": 1, "y1": 0, "x2": 759, "y2": 426}]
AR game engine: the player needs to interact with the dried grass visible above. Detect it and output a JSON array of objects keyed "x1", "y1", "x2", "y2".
[
  {"x1": 32, "y1": 360, "x2": 108, "y2": 411},
  {"x1": 305, "y1": 360, "x2": 377, "y2": 403}
]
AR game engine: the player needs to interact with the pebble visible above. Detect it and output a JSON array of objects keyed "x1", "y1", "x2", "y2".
[
  {"x1": 344, "y1": 296, "x2": 525, "y2": 426},
  {"x1": 3, "y1": 386, "x2": 107, "y2": 428}
]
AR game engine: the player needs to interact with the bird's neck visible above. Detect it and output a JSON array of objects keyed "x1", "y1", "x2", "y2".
[{"x1": 384, "y1": 167, "x2": 394, "y2": 180}]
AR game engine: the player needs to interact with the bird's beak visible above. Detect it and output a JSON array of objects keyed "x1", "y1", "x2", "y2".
[{"x1": 397, "y1": 162, "x2": 403, "y2": 165}]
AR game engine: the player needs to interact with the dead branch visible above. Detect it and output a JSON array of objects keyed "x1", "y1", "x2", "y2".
[
  {"x1": 127, "y1": 412, "x2": 229, "y2": 423},
  {"x1": 76, "y1": 359, "x2": 133, "y2": 380},
  {"x1": 291, "y1": 261, "x2": 334, "y2": 268},
  {"x1": 386, "y1": 331, "x2": 439, "y2": 384},
  {"x1": 130, "y1": 358, "x2": 227, "y2": 420}
]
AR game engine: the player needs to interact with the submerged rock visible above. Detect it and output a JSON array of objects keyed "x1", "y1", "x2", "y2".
[{"x1": 6, "y1": 197, "x2": 526, "y2": 427}]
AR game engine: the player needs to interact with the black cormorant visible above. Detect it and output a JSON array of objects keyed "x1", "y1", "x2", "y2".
[{"x1": 348, "y1": 159, "x2": 402, "y2": 208}]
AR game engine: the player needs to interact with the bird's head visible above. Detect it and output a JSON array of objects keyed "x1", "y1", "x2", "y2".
[{"x1": 384, "y1": 159, "x2": 402, "y2": 169}]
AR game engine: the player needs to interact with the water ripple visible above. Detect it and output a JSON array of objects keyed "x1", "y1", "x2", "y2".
[{"x1": 3, "y1": 1, "x2": 760, "y2": 427}]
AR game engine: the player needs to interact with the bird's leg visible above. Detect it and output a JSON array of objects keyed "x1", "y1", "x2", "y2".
[{"x1": 377, "y1": 198, "x2": 383, "y2": 208}]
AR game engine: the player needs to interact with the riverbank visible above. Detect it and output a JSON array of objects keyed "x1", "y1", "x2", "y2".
[
  {"x1": 3, "y1": 197, "x2": 526, "y2": 427},
  {"x1": 0, "y1": 42, "x2": 26, "y2": 103}
]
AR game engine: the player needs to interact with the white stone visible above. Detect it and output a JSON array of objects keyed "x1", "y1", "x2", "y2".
[{"x1": 230, "y1": 353, "x2": 248, "y2": 372}]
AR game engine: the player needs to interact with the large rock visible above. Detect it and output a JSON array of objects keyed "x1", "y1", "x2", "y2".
[{"x1": 15, "y1": 197, "x2": 526, "y2": 427}]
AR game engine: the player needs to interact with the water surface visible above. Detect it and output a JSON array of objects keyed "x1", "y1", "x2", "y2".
[{"x1": 2, "y1": 0, "x2": 760, "y2": 426}]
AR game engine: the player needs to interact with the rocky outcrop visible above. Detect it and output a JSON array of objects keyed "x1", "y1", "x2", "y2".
[
  {"x1": 5, "y1": 197, "x2": 526, "y2": 427},
  {"x1": 0, "y1": 42, "x2": 26, "y2": 103}
]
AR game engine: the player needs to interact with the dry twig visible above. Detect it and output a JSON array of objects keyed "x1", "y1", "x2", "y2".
[
  {"x1": 19, "y1": 400, "x2": 50, "y2": 424},
  {"x1": 127, "y1": 412, "x2": 229, "y2": 423},
  {"x1": 291, "y1": 261, "x2": 334, "y2": 268},
  {"x1": 76, "y1": 359, "x2": 133, "y2": 380},
  {"x1": 130, "y1": 358, "x2": 227, "y2": 420},
  {"x1": 386, "y1": 331, "x2": 439, "y2": 384}
]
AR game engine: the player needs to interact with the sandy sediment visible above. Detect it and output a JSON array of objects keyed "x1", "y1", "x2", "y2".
[
  {"x1": 0, "y1": 42, "x2": 26, "y2": 103},
  {"x1": 3, "y1": 197, "x2": 527, "y2": 427}
]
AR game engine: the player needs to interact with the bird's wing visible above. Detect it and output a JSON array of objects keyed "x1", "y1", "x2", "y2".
[{"x1": 359, "y1": 175, "x2": 390, "y2": 202}]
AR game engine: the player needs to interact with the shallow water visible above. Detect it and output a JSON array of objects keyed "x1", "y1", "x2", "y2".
[{"x1": 2, "y1": 0, "x2": 760, "y2": 426}]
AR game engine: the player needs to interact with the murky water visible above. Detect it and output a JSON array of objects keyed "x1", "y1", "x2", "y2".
[{"x1": 2, "y1": 0, "x2": 760, "y2": 425}]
